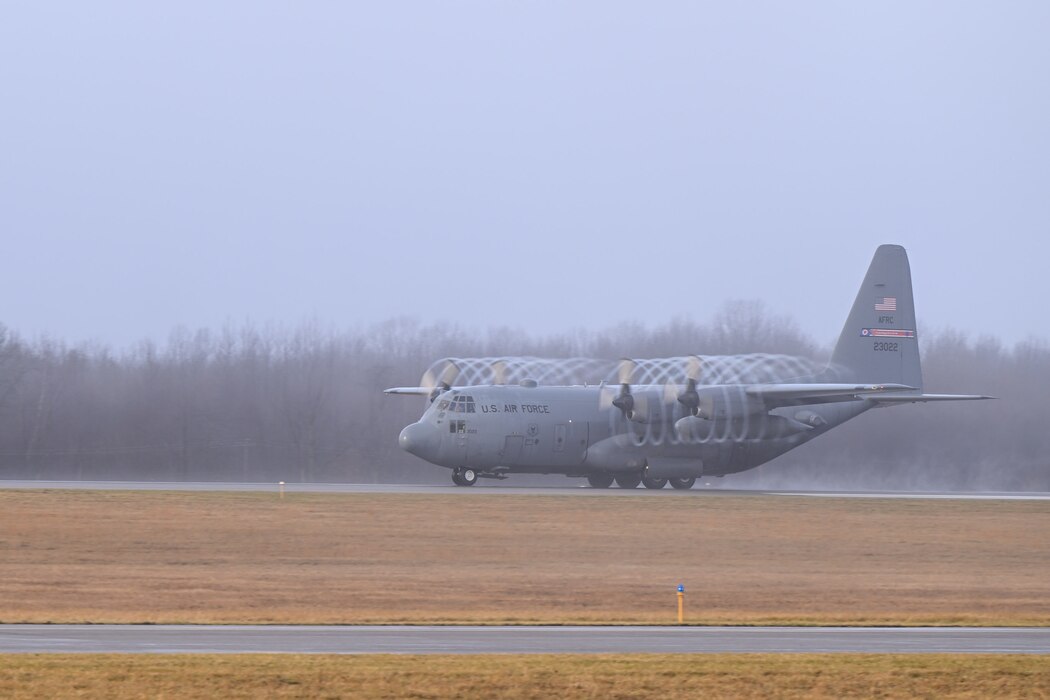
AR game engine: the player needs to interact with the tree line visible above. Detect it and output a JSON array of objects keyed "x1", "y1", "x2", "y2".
[{"x1": 0, "y1": 302, "x2": 1045, "y2": 490}]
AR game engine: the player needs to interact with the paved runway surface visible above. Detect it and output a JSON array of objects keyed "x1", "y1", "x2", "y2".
[
  {"x1": 2, "y1": 625, "x2": 1048, "y2": 654},
  {"x1": 2, "y1": 480, "x2": 1049, "y2": 500}
]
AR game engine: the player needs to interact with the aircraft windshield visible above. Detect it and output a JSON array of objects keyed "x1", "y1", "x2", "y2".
[{"x1": 440, "y1": 394, "x2": 476, "y2": 413}]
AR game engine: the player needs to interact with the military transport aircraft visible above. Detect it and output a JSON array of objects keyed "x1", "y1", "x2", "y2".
[{"x1": 386, "y1": 245, "x2": 992, "y2": 488}]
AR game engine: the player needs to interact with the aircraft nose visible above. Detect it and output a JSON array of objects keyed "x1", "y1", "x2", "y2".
[{"x1": 399, "y1": 422, "x2": 439, "y2": 458}]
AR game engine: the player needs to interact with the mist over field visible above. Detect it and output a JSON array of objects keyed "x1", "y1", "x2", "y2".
[
  {"x1": 3, "y1": 4, "x2": 1048, "y2": 491},
  {"x1": 0, "y1": 304, "x2": 1044, "y2": 491}
]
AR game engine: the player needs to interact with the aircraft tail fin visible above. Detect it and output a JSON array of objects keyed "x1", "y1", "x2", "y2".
[{"x1": 827, "y1": 245, "x2": 923, "y2": 389}]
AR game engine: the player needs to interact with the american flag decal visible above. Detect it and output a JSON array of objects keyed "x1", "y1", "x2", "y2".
[{"x1": 875, "y1": 297, "x2": 897, "y2": 311}]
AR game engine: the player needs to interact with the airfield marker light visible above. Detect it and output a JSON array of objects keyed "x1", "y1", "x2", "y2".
[
  {"x1": 677, "y1": 584, "x2": 685, "y2": 624},
  {"x1": 279, "y1": 481, "x2": 285, "y2": 500}
]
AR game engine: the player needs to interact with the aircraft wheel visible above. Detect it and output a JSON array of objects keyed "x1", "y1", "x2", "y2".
[
  {"x1": 641, "y1": 475, "x2": 667, "y2": 489},
  {"x1": 586, "y1": 474, "x2": 614, "y2": 489},
  {"x1": 669, "y1": 477, "x2": 696, "y2": 490},
  {"x1": 452, "y1": 467, "x2": 478, "y2": 487},
  {"x1": 614, "y1": 474, "x2": 641, "y2": 489}
]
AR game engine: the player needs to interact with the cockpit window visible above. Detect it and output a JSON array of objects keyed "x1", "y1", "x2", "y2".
[
  {"x1": 450, "y1": 395, "x2": 476, "y2": 413},
  {"x1": 437, "y1": 399, "x2": 450, "y2": 410}
]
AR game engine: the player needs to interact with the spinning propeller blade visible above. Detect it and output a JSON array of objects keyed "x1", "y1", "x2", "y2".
[
  {"x1": 491, "y1": 359, "x2": 508, "y2": 385},
  {"x1": 676, "y1": 355, "x2": 703, "y2": 416},
  {"x1": 420, "y1": 360, "x2": 460, "y2": 402}
]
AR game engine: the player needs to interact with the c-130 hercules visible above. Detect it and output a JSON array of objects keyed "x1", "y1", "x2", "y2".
[{"x1": 387, "y1": 245, "x2": 991, "y2": 488}]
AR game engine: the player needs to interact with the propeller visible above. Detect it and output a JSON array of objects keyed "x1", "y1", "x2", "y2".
[
  {"x1": 420, "y1": 360, "x2": 460, "y2": 403},
  {"x1": 490, "y1": 359, "x2": 508, "y2": 385},
  {"x1": 600, "y1": 358, "x2": 637, "y2": 417},
  {"x1": 675, "y1": 355, "x2": 703, "y2": 416}
]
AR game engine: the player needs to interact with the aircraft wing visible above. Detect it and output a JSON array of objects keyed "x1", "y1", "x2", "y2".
[
  {"x1": 743, "y1": 383, "x2": 918, "y2": 408},
  {"x1": 384, "y1": 387, "x2": 433, "y2": 396}
]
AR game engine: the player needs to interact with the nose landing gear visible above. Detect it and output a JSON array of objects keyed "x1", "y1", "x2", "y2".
[{"x1": 452, "y1": 467, "x2": 478, "y2": 486}]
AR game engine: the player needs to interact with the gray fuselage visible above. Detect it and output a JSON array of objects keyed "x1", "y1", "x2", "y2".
[
  {"x1": 398, "y1": 383, "x2": 872, "y2": 479},
  {"x1": 393, "y1": 246, "x2": 991, "y2": 487}
]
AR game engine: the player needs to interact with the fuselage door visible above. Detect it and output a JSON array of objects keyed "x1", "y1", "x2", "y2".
[
  {"x1": 440, "y1": 393, "x2": 476, "y2": 466},
  {"x1": 551, "y1": 421, "x2": 587, "y2": 465},
  {"x1": 553, "y1": 424, "x2": 567, "y2": 452},
  {"x1": 502, "y1": 435, "x2": 524, "y2": 465}
]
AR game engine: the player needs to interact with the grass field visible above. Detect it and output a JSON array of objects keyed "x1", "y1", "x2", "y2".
[
  {"x1": 1, "y1": 489, "x2": 1048, "y2": 625},
  {"x1": 1, "y1": 654, "x2": 1048, "y2": 699}
]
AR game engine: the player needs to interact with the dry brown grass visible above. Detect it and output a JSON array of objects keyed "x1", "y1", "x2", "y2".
[
  {"x1": 1, "y1": 489, "x2": 1048, "y2": 625},
  {"x1": 1, "y1": 654, "x2": 1048, "y2": 699}
]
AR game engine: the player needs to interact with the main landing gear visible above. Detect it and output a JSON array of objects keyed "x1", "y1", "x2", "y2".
[
  {"x1": 614, "y1": 473, "x2": 642, "y2": 489},
  {"x1": 587, "y1": 474, "x2": 614, "y2": 489},
  {"x1": 452, "y1": 467, "x2": 478, "y2": 486},
  {"x1": 641, "y1": 475, "x2": 668, "y2": 489},
  {"x1": 587, "y1": 472, "x2": 698, "y2": 490}
]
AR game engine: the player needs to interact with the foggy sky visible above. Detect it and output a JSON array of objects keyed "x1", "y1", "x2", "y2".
[{"x1": 2, "y1": 2, "x2": 1048, "y2": 349}]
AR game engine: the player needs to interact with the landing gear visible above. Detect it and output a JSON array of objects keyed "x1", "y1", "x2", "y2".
[
  {"x1": 669, "y1": 477, "x2": 696, "y2": 490},
  {"x1": 587, "y1": 474, "x2": 614, "y2": 489},
  {"x1": 452, "y1": 467, "x2": 478, "y2": 486},
  {"x1": 641, "y1": 475, "x2": 667, "y2": 489},
  {"x1": 615, "y1": 473, "x2": 642, "y2": 489}
]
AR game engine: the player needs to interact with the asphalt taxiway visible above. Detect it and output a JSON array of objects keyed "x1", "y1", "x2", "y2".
[
  {"x1": 1, "y1": 479, "x2": 1049, "y2": 500},
  {"x1": 1, "y1": 625, "x2": 1048, "y2": 654}
]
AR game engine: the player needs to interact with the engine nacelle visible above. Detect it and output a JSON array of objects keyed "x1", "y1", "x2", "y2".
[
  {"x1": 794, "y1": 410, "x2": 827, "y2": 428},
  {"x1": 626, "y1": 406, "x2": 651, "y2": 424},
  {"x1": 624, "y1": 392, "x2": 662, "y2": 424}
]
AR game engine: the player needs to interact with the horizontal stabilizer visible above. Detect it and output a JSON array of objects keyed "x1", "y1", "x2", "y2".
[{"x1": 867, "y1": 393, "x2": 996, "y2": 403}]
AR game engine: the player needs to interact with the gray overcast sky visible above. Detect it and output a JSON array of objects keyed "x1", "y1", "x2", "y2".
[{"x1": 2, "y1": 2, "x2": 1048, "y2": 349}]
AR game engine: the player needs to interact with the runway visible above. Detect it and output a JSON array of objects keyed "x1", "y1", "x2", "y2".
[
  {"x1": 2, "y1": 479, "x2": 1049, "y2": 500},
  {"x1": 1, "y1": 625, "x2": 1047, "y2": 654}
]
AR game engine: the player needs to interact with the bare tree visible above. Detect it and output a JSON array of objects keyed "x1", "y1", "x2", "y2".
[{"x1": 0, "y1": 307, "x2": 1044, "y2": 489}]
